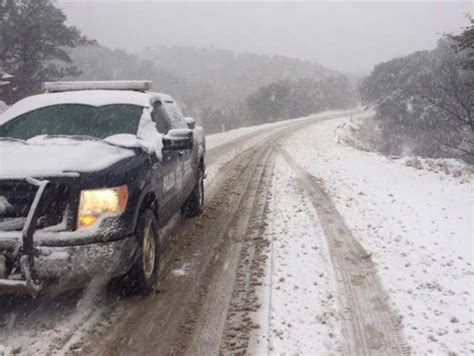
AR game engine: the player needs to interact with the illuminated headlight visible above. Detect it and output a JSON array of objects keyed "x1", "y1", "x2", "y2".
[{"x1": 77, "y1": 185, "x2": 128, "y2": 229}]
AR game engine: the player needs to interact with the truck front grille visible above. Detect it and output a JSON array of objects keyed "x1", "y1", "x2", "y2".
[
  {"x1": 0, "y1": 180, "x2": 71, "y2": 231},
  {"x1": 0, "y1": 181, "x2": 38, "y2": 218}
]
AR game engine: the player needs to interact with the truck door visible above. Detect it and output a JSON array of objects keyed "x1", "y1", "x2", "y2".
[
  {"x1": 163, "y1": 100, "x2": 195, "y2": 204},
  {"x1": 151, "y1": 101, "x2": 181, "y2": 220}
]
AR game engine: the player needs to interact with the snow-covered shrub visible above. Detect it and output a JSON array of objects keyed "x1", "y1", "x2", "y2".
[
  {"x1": 359, "y1": 22, "x2": 474, "y2": 163},
  {"x1": 337, "y1": 112, "x2": 384, "y2": 152},
  {"x1": 402, "y1": 156, "x2": 473, "y2": 178}
]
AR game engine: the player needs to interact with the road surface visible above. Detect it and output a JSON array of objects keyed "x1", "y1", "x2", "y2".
[{"x1": 0, "y1": 111, "x2": 410, "y2": 355}]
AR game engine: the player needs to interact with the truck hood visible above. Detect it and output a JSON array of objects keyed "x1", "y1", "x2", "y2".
[{"x1": 0, "y1": 137, "x2": 136, "y2": 179}]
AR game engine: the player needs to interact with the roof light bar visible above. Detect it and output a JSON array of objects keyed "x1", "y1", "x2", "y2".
[{"x1": 43, "y1": 80, "x2": 153, "y2": 93}]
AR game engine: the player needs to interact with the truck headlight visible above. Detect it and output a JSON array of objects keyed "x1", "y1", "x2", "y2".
[{"x1": 77, "y1": 185, "x2": 128, "y2": 229}]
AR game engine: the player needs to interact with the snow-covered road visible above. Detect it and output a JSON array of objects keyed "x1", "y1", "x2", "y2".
[
  {"x1": 0, "y1": 110, "x2": 471, "y2": 355},
  {"x1": 255, "y1": 115, "x2": 472, "y2": 355},
  {"x1": 207, "y1": 112, "x2": 472, "y2": 355}
]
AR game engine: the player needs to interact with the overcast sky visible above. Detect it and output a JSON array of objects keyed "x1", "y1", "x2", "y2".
[{"x1": 57, "y1": 1, "x2": 472, "y2": 74}]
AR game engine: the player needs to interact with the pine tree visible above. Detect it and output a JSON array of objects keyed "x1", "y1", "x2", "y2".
[{"x1": 0, "y1": 0, "x2": 95, "y2": 103}]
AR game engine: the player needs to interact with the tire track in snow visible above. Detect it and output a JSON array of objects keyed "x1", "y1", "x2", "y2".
[
  {"x1": 280, "y1": 149, "x2": 409, "y2": 356},
  {"x1": 183, "y1": 137, "x2": 275, "y2": 356},
  {"x1": 206, "y1": 111, "x2": 358, "y2": 167}
]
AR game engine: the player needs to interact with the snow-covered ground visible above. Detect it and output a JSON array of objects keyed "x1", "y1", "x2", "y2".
[
  {"x1": 1, "y1": 110, "x2": 471, "y2": 355},
  {"x1": 249, "y1": 156, "x2": 341, "y2": 355},
  {"x1": 282, "y1": 116, "x2": 473, "y2": 355},
  {"x1": 205, "y1": 110, "x2": 473, "y2": 354}
]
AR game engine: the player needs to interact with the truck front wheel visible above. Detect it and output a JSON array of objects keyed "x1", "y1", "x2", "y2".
[{"x1": 122, "y1": 209, "x2": 160, "y2": 295}]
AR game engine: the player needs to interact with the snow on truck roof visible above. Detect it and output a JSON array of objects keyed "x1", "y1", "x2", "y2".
[{"x1": 0, "y1": 81, "x2": 174, "y2": 125}]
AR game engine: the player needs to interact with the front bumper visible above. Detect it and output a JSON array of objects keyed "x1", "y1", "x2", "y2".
[
  {"x1": 0, "y1": 232, "x2": 136, "y2": 294},
  {"x1": 0, "y1": 178, "x2": 138, "y2": 295}
]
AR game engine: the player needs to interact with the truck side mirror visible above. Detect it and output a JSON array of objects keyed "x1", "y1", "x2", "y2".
[
  {"x1": 162, "y1": 129, "x2": 193, "y2": 151},
  {"x1": 185, "y1": 117, "x2": 196, "y2": 130}
]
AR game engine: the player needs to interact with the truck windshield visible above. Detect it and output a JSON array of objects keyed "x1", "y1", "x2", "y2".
[{"x1": 0, "y1": 104, "x2": 144, "y2": 140}]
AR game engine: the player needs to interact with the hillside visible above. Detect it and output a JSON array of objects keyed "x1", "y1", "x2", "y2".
[
  {"x1": 140, "y1": 45, "x2": 339, "y2": 110},
  {"x1": 67, "y1": 46, "x2": 185, "y2": 98}
]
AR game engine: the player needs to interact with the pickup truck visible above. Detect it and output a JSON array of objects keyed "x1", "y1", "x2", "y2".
[{"x1": 0, "y1": 81, "x2": 205, "y2": 295}]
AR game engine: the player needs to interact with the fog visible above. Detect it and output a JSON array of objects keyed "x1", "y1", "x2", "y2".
[
  {"x1": 57, "y1": 0, "x2": 472, "y2": 74},
  {"x1": 0, "y1": 1, "x2": 473, "y2": 354}
]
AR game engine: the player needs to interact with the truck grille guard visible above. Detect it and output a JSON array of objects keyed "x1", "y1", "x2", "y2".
[{"x1": 0, "y1": 178, "x2": 49, "y2": 296}]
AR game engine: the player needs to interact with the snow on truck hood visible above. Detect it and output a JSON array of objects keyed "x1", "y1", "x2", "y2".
[
  {"x1": 0, "y1": 137, "x2": 136, "y2": 179},
  {"x1": 0, "y1": 91, "x2": 169, "y2": 177}
]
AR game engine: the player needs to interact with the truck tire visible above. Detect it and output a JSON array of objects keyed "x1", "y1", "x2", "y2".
[
  {"x1": 122, "y1": 209, "x2": 160, "y2": 295},
  {"x1": 181, "y1": 168, "x2": 204, "y2": 217}
]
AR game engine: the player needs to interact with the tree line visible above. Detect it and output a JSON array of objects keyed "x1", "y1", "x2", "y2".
[
  {"x1": 359, "y1": 18, "x2": 474, "y2": 161},
  {"x1": 246, "y1": 76, "x2": 355, "y2": 124}
]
